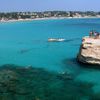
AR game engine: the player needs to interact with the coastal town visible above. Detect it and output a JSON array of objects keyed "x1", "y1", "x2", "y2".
[{"x1": 0, "y1": 11, "x2": 100, "y2": 22}]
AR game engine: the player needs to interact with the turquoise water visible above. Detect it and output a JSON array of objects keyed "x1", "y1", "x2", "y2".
[{"x1": 1, "y1": 18, "x2": 100, "y2": 94}]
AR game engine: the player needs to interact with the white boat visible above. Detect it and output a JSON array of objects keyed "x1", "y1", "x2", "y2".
[{"x1": 48, "y1": 38, "x2": 66, "y2": 42}]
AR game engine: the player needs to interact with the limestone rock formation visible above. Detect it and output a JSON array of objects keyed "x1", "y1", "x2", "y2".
[{"x1": 77, "y1": 36, "x2": 100, "y2": 65}]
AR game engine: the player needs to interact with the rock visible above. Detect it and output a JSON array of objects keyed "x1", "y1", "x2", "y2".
[
  {"x1": 0, "y1": 64, "x2": 94, "y2": 100},
  {"x1": 57, "y1": 71, "x2": 73, "y2": 80},
  {"x1": 77, "y1": 36, "x2": 100, "y2": 65},
  {"x1": 0, "y1": 69, "x2": 18, "y2": 94}
]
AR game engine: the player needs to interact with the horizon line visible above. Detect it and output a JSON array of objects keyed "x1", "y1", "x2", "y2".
[{"x1": 0, "y1": 10, "x2": 100, "y2": 13}]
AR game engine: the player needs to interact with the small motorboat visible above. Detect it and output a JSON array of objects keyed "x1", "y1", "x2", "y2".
[{"x1": 48, "y1": 38, "x2": 66, "y2": 42}]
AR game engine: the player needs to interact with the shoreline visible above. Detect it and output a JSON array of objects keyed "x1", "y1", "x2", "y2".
[{"x1": 0, "y1": 16, "x2": 100, "y2": 23}]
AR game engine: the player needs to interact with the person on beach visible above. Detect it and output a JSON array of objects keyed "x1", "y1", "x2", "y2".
[
  {"x1": 94, "y1": 31, "x2": 97, "y2": 38},
  {"x1": 91, "y1": 31, "x2": 100, "y2": 39},
  {"x1": 95, "y1": 32, "x2": 100, "y2": 39},
  {"x1": 89, "y1": 31, "x2": 93, "y2": 37}
]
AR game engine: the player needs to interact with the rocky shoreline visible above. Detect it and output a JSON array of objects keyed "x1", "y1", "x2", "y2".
[{"x1": 77, "y1": 36, "x2": 100, "y2": 65}]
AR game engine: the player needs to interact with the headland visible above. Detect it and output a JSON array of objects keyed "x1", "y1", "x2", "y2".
[{"x1": 77, "y1": 31, "x2": 100, "y2": 65}]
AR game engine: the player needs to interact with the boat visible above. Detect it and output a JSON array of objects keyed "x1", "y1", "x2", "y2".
[{"x1": 48, "y1": 38, "x2": 66, "y2": 42}]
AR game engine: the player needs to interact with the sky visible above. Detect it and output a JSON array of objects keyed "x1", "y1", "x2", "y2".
[{"x1": 0, "y1": 0, "x2": 100, "y2": 12}]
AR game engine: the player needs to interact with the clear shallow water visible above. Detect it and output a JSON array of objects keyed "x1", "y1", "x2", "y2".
[{"x1": 1, "y1": 18, "x2": 100, "y2": 94}]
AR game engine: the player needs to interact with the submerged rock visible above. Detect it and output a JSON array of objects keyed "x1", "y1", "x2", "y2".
[
  {"x1": 0, "y1": 64, "x2": 94, "y2": 100},
  {"x1": 77, "y1": 37, "x2": 100, "y2": 65},
  {"x1": 57, "y1": 71, "x2": 73, "y2": 80}
]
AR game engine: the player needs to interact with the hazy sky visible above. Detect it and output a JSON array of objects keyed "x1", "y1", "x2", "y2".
[{"x1": 0, "y1": 0, "x2": 100, "y2": 12}]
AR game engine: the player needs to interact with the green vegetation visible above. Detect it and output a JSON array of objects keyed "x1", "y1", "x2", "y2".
[{"x1": 0, "y1": 11, "x2": 100, "y2": 21}]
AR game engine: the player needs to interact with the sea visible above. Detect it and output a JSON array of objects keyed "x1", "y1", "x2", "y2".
[{"x1": 0, "y1": 18, "x2": 100, "y2": 99}]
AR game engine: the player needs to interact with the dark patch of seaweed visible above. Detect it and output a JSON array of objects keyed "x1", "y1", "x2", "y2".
[{"x1": 0, "y1": 64, "x2": 96, "y2": 100}]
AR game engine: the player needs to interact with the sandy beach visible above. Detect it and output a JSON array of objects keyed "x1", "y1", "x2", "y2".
[{"x1": 0, "y1": 16, "x2": 100, "y2": 23}]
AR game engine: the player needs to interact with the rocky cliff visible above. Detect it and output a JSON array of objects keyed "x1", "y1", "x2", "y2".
[{"x1": 77, "y1": 36, "x2": 100, "y2": 65}]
